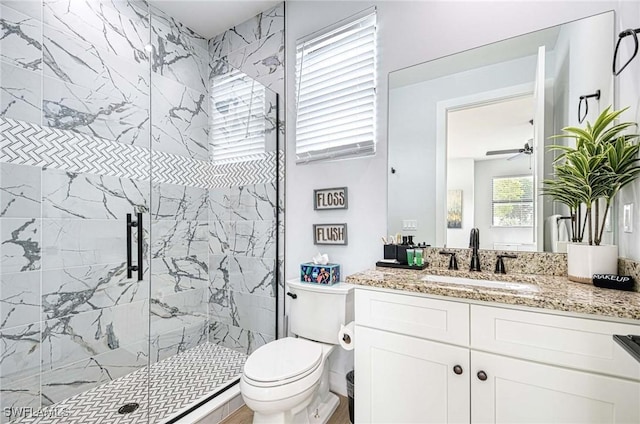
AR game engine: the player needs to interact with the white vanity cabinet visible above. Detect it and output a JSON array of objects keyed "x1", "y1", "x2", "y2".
[
  {"x1": 355, "y1": 290, "x2": 471, "y2": 423},
  {"x1": 354, "y1": 288, "x2": 640, "y2": 424},
  {"x1": 357, "y1": 326, "x2": 470, "y2": 423}
]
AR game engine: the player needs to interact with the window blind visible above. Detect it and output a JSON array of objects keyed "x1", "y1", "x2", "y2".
[
  {"x1": 492, "y1": 175, "x2": 534, "y2": 227},
  {"x1": 295, "y1": 10, "x2": 376, "y2": 164},
  {"x1": 211, "y1": 68, "x2": 266, "y2": 163}
]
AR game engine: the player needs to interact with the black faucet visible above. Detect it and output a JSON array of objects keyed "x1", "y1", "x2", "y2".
[
  {"x1": 439, "y1": 251, "x2": 458, "y2": 270},
  {"x1": 495, "y1": 254, "x2": 517, "y2": 274},
  {"x1": 469, "y1": 228, "x2": 481, "y2": 271}
]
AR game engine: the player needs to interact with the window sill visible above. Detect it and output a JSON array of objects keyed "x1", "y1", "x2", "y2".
[{"x1": 490, "y1": 225, "x2": 534, "y2": 229}]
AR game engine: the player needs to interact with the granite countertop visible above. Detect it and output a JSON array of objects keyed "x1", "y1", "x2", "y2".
[{"x1": 346, "y1": 267, "x2": 640, "y2": 321}]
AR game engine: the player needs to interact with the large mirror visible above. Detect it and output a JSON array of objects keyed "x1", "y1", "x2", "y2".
[{"x1": 388, "y1": 11, "x2": 615, "y2": 252}]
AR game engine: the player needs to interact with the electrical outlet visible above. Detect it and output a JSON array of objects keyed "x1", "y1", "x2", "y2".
[
  {"x1": 624, "y1": 203, "x2": 633, "y2": 233},
  {"x1": 402, "y1": 219, "x2": 418, "y2": 231}
]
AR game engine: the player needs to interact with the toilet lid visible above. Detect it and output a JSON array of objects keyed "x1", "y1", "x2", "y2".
[{"x1": 243, "y1": 338, "x2": 323, "y2": 384}]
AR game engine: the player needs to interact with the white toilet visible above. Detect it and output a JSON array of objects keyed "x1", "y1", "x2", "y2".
[{"x1": 240, "y1": 280, "x2": 354, "y2": 424}]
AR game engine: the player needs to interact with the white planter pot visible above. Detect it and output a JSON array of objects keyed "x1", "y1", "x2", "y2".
[{"x1": 566, "y1": 243, "x2": 618, "y2": 284}]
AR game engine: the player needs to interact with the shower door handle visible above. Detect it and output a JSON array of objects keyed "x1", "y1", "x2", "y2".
[{"x1": 126, "y1": 213, "x2": 143, "y2": 281}]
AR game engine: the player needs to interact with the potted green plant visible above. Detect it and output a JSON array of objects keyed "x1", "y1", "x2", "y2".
[{"x1": 542, "y1": 106, "x2": 640, "y2": 283}]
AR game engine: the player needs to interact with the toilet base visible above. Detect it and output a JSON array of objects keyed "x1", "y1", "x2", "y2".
[
  {"x1": 252, "y1": 390, "x2": 339, "y2": 424},
  {"x1": 304, "y1": 391, "x2": 339, "y2": 424}
]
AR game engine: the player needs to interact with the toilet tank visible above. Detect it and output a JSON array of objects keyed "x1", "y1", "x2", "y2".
[{"x1": 287, "y1": 280, "x2": 354, "y2": 344}]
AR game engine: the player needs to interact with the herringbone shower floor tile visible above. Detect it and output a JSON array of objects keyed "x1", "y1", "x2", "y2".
[{"x1": 13, "y1": 343, "x2": 246, "y2": 424}]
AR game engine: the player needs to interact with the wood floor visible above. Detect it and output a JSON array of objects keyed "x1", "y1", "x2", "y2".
[{"x1": 220, "y1": 395, "x2": 350, "y2": 424}]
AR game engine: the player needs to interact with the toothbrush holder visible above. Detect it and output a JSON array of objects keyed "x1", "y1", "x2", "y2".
[{"x1": 384, "y1": 244, "x2": 397, "y2": 260}]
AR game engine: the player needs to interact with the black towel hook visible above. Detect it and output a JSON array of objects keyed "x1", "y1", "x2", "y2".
[
  {"x1": 613, "y1": 28, "x2": 640, "y2": 76},
  {"x1": 578, "y1": 90, "x2": 600, "y2": 123}
]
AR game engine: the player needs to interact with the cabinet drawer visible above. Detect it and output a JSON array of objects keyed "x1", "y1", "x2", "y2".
[
  {"x1": 471, "y1": 305, "x2": 640, "y2": 380},
  {"x1": 355, "y1": 289, "x2": 469, "y2": 345}
]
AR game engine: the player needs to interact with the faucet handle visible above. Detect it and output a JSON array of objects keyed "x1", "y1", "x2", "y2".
[
  {"x1": 439, "y1": 251, "x2": 458, "y2": 270},
  {"x1": 495, "y1": 254, "x2": 517, "y2": 274}
]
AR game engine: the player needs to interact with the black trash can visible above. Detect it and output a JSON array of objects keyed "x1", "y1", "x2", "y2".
[{"x1": 346, "y1": 370, "x2": 355, "y2": 423}]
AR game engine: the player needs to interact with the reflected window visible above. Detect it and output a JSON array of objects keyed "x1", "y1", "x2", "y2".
[
  {"x1": 492, "y1": 176, "x2": 534, "y2": 227},
  {"x1": 295, "y1": 10, "x2": 377, "y2": 164},
  {"x1": 211, "y1": 68, "x2": 266, "y2": 163}
]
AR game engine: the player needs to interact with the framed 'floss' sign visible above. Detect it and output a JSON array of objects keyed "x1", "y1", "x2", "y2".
[{"x1": 314, "y1": 187, "x2": 348, "y2": 210}]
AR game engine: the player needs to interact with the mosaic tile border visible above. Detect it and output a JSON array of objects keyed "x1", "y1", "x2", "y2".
[
  {"x1": 153, "y1": 149, "x2": 280, "y2": 188},
  {"x1": 0, "y1": 118, "x2": 280, "y2": 188},
  {"x1": 0, "y1": 118, "x2": 150, "y2": 181}
]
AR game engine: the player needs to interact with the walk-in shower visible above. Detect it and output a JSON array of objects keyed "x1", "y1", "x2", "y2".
[{"x1": 0, "y1": 1, "x2": 285, "y2": 422}]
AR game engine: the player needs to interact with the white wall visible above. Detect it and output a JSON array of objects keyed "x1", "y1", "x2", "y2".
[
  {"x1": 558, "y1": 11, "x2": 615, "y2": 128},
  {"x1": 474, "y1": 156, "x2": 536, "y2": 250},
  {"x1": 615, "y1": 0, "x2": 640, "y2": 259},
  {"x1": 447, "y1": 158, "x2": 475, "y2": 248},
  {"x1": 547, "y1": 11, "x2": 616, "y2": 245},
  {"x1": 387, "y1": 81, "x2": 438, "y2": 245},
  {"x1": 284, "y1": 0, "x2": 633, "y2": 396}
]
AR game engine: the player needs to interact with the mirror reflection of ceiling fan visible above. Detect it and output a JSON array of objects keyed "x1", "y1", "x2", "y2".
[{"x1": 486, "y1": 139, "x2": 534, "y2": 160}]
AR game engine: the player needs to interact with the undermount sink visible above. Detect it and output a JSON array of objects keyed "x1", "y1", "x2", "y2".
[{"x1": 421, "y1": 274, "x2": 539, "y2": 292}]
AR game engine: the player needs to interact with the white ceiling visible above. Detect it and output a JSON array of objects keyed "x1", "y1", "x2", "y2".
[
  {"x1": 447, "y1": 95, "x2": 534, "y2": 161},
  {"x1": 150, "y1": 0, "x2": 281, "y2": 38}
]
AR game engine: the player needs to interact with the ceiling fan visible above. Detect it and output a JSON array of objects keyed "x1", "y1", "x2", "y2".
[{"x1": 486, "y1": 140, "x2": 533, "y2": 160}]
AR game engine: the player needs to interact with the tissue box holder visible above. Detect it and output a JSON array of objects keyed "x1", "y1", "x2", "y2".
[{"x1": 300, "y1": 263, "x2": 341, "y2": 285}]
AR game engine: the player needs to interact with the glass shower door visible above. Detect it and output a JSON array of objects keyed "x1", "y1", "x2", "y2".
[
  {"x1": 1, "y1": 0, "x2": 282, "y2": 421},
  {"x1": 144, "y1": 4, "x2": 281, "y2": 420},
  {"x1": 1, "y1": 0, "x2": 152, "y2": 422},
  {"x1": 143, "y1": 5, "x2": 212, "y2": 421}
]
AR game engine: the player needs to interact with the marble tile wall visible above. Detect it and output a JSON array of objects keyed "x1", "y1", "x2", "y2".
[
  {"x1": 146, "y1": 7, "x2": 211, "y2": 363},
  {"x1": 150, "y1": 6, "x2": 209, "y2": 161},
  {"x1": 208, "y1": 3, "x2": 285, "y2": 94},
  {"x1": 0, "y1": 2, "x2": 43, "y2": 123},
  {"x1": 207, "y1": 2, "x2": 285, "y2": 350},
  {"x1": 208, "y1": 183, "x2": 278, "y2": 352},
  {"x1": 41, "y1": 0, "x2": 151, "y2": 146},
  {"x1": 149, "y1": 181, "x2": 209, "y2": 363}
]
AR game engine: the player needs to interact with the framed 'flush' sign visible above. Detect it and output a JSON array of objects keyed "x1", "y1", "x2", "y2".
[
  {"x1": 314, "y1": 187, "x2": 348, "y2": 210},
  {"x1": 314, "y1": 224, "x2": 348, "y2": 245}
]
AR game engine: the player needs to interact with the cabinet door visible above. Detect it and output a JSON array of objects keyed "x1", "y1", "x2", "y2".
[
  {"x1": 471, "y1": 351, "x2": 640, "y2": 424},
  {"x1": 355, "y1": 326, "x2": 470, "y2": 424}
]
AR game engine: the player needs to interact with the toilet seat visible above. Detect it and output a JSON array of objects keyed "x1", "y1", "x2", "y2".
[{"x1": 243, "y1": 338, "x2": 323, "y2": 388}]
